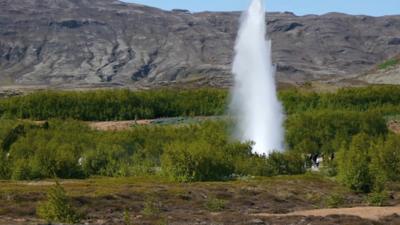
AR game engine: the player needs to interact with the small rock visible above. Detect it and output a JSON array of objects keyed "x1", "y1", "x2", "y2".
[{"x1": 389, "y1": 37, "x2": 400, "y2": 45}]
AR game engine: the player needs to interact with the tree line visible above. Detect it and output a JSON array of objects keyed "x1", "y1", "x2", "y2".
[
  {"x1": 0, "y1": 88, "x2": 228, "y2": 121},
  {"x1": 0, "y1": 85, "x2": 400, "y2": 194}
]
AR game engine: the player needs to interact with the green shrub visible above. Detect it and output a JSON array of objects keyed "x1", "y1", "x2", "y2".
[
  {"x1": 230, "y1": 150, "x2": 306, "y2": 177},
  {"x1": 142, "y1": 194, "x2": 162, "y2": 216},
  {"x1": 286, "y1": 110, "x2": 387, "y2": 156},
  {"x1": 11, "y1": 159, "x2": 31, "y2": 180},
  {"x1": 263, "y1": 152, "x2": 305, "y2": 176},
  {"x1": 37, "y1": 182, "x2": 81, "y2": 224},
  {"x1": 337, "y1": 133, "x2": 400, "y2": 193},
  {"x1": 205, "y1": 198, "x2": 227, "y2": 212},
  {"x1": 7, "y1": 122, "x2": 88, "y2": 180},
  {"x1": 82, "y1": 144, "x2": 129, "y2": 177},
  {"x1": 232, "y1": 154, "x2": 266, "y2": 176},
  {"x1": 379, "y1": 135, "x2": 400, "y2": 181},
  {"x1": 366, "y1": 191, "x2": 389, "y2": 206},
  {"x1": 0, "y1": 151, "x2": 10, "y2": 179},
  {"x1": 161, "y1": 140, "x2": 234, "y2": 182},
  {"x1": 324, "y1": 193, "x2": 345, "y2": 208},
  {"x1": 369, "y1": 139, "x2": 388, "y2": 192},
  {"x1": 378, "y1": 58, "x2": 399, "y2": 70},
  {"x1": 1, "y1": 124, "x2": 25, "y2": 151},
  {"x1": 123, "y1": 209, "x2": 132, "y2": 225},
  {"x1": 320, "y1": 158, "x2": 338, "y2": 177},
  {"x1": 337, "y1": 133, "x2": 374, "y2": 193}
]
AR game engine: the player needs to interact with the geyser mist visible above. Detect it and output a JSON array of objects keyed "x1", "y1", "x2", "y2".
[{"x1": 230, "y1": 0, "x2": 284, "y2": 154}]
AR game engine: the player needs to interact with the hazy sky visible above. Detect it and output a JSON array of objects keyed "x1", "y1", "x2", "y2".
[{"x1": 123, "y1": 0, "x2": 399, "y2": 16}]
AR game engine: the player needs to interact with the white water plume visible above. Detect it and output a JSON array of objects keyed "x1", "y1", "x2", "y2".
[{"x1": 230, "y1": 0, "x2": 284, "y2": 154}]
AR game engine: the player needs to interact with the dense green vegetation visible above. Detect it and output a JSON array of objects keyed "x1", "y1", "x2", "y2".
[
  {"x1": 337, "y1": 133, "x2": 400, "y2": 193},
  {"x1": 280, "y1": 85, "x2": 400, "y2": 114},
  {"x1": 0, "y1": 119, "x2": 304, "y2": 181},
  {"x1": 0, "y1": 89, "x2": 227, "y2": 121},
  {"x1": 1, "y1": 86, "x2": 400, "y2": 121},
  {"x1": 0, "y1": 86, "x2": 400, "y2": 193}
]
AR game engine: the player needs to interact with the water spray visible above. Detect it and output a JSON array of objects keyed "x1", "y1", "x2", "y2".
[{"x1": 230, "y1": 0, "x2": 285, "y2": 154}]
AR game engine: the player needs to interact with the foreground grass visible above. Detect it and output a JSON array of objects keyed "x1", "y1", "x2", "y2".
[
  {"x1": 0, "y1": 175, "x2": 373, "y2": 222},
  {"x1": 1, "y1": 175, "x2": 400, "y2": 225}
]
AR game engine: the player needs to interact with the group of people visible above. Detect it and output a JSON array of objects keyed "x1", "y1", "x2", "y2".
[{"x1": 307, "y1": 153, "x2": 335, "y2": 171}]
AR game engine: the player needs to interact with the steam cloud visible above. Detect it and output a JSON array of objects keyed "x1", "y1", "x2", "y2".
[{"x1": 230, "y1": 0, "x2": 285, "y2": 154}]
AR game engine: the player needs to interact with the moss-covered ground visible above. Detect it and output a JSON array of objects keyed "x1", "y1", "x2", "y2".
[{"x1": 1, "y1": 174, "x2": 399, "y2": 225}]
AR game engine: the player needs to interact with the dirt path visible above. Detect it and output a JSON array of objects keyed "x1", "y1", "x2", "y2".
[
  {"x1": 388, "y1": 120, "x2": 400, "y2": 134},
  {"x1": 255, "y1": 206, "x2": 400, "y2": 221},
  {"x1": 88, "y1": 120, "x2": 151, "y2": 131},
  {"x1": 87, "y1": 116, "x2": 222, "y2": 131}
]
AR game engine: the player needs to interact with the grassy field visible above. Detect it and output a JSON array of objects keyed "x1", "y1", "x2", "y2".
[{"x1": 1, "y1": 175, "x2": 399, "y2": 225}]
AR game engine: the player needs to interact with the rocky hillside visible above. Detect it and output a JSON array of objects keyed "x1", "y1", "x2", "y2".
[
  {"x1": 358, "y1": 55, "x2": 400, "y2": 85},
  {"x1": 1, "y1": 0, "x2": 400, "y2": 89}
]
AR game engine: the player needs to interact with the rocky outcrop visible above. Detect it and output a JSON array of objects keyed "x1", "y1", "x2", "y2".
[
  {"x1": 1, "y1": 0, "x2": 400, "y2": 89},
  {"x1": 358, "y1": 65, "x2": 400, "y2": 85}
]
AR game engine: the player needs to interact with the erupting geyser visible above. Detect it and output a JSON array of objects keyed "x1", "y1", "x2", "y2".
[{"x1": 230, "y1": 0, "x2": 284, "y2": 154}]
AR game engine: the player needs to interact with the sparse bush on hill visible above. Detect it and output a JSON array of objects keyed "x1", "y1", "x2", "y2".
[
  {"x1": 378, "y1": 57, "x2": 399, "y2": 70},
  {"x1": 37, "y1": 181, "x2": 81, "y2": 224},
  {"x1": 142, "y1": 194, "x2": 162, "y2": 217},
  {"x1": 205, "y1": 197, "x2": 227, "y2": 212}
]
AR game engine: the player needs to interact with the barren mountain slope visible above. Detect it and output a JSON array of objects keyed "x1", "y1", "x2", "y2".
[
  {"x1": 358, "y1": 56, "x2": 400, "y2": 84},
  {"x1": 1, "y1": 0, "x2": 400, "y2": 89}
]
